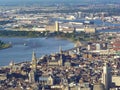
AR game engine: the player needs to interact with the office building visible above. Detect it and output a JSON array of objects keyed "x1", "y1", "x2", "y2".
[{"x1": 102, "y1": 63, "x2": 112, "y2": 90}]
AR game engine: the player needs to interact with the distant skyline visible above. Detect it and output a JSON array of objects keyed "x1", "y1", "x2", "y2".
[{"x1": 0, "y1": 0, "x2": 119, "y2": 6}]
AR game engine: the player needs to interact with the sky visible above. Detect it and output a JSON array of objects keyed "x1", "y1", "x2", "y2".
[{"x1": 0, "y1": 0, "x2": 119, "y2": 6}]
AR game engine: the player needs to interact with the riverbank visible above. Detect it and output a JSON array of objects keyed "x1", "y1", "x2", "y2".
[{"x1": 0, "y1": 30, "x2": 93, "y2": 41}]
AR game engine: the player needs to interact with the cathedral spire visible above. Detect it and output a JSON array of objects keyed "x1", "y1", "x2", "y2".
[
  {"x1": 9, "y1": 60, "x2": 15, "y2": 73},
  {"x1": 32, "y1": 51, "x2": 36, "y2": 61},
  {"x1": 59, "y1": 46, "x2": 62, "y2": 54},
  {"x1": 9, "y1": 60, "x2": 14, "y2": 66},
  {"x1": 32, "y1": 51, "x2": 37, "y2": 72}
]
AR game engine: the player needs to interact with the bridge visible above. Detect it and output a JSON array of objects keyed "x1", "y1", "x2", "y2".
[{"x1": 97, "y1": 26, "x2": 120, "y2": 31}]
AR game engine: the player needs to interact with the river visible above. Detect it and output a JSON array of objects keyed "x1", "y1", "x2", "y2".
[
  {"x1": 0, "y1": 19, "x2": 120, "y2": 66},
  {"x1": 0, "y1": 37, "x2": 74, "y2": 66}
]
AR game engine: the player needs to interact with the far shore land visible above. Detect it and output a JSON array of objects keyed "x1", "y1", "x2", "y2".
[
  {"x1": 0, "y1": 29, "x2": 91, "y2": 41},
  {"x1": 0, "y1": 28, "x2": 97, "y2": 51}
]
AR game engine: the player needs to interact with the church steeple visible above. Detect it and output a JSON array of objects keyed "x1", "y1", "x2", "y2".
[
  {"x1": 28, "y1": 51, "x2": 37, "y2": 83},
  {"x1": 32, "y1": 51, "x2": 37, "y2": 72},
  {"x1": 32, "y1": 51, "x2": 36, "y2": 60},
  {"x1": 9, "y1": 60, "x2": 15, "y2": 73},
  {"x1": 59, "y1": 46, "x2": 63, "y2": 54},
  {"x1": 59, "y1": 54, "x2": 63, "y2": 66}
]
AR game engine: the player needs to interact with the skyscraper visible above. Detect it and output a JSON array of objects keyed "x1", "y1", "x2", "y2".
[{"x1": 102, "y1": 63, "x2": 111, "y2": 90}]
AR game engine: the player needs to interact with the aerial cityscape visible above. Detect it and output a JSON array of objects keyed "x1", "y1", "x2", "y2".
[{"x1": 0, "y1": 0, "x2": 120, "y2": 90}]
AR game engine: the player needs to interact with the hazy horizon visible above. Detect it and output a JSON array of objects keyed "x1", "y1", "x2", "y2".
[{"x1": 0, "y1": 0, "x2": 120, "y2": 6}]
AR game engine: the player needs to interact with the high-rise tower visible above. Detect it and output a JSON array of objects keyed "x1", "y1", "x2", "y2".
[{"x1": 102, "y1": 63, "x2": 111, "y2": 90}]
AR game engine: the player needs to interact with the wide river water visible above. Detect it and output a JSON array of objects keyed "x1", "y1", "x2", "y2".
[
  {"x1": 0, "y1": 37, "x2": 74, "y2": 66},
  {"x1": 0, "y1": 19, "x2": 120, "y2": 66}
]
